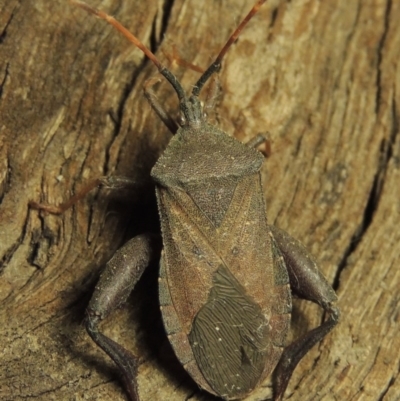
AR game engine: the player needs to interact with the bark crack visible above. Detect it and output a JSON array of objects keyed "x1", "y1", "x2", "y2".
[
  {"x1": 13, "y1": 374, "x2": 94, "y2": 399},
  {"x1": 0, "y1": 210, "x2": 29, "y2": 275},
  {"x1": 375, "y1": 0, "x2": 391, "y2": 115},
  {"x1": 377, "y1": 376, "x2": 395, "y2": 401},
  {"x1": 105, "y1": 61, "x2": 146, "y2": 175},
  {"x1": 104, "y1": 7, "x2": 162, "y2": 173},
  {"x1": 336, "y1": 92, "x2": 398, "y2": 288},
  {"x1": 0, "y1": 152, "x2": 11, "y2": 204},
  {"x1": 0, "y1": 10, "x2": 14, "y2": 45},
  {"x1": 0, "y1": 62, "x2": 9, "y2": 100},
  {"x1": 106, "y1": 0, "x2": 175, "y2": 175},
  {"x1": 333, "y1": 145, "x2": 390, "y2": 291},
  {"x1": 150, "y1": 0, "x2": 175, "y2": 54}
]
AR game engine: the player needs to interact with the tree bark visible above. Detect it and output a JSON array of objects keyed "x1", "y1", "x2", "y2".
[{"x1": 1, "y1": 0, "x2": 399, "y2": 400}]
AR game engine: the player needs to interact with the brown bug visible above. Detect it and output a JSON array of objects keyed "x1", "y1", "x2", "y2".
[{"x1": 32, "y1": 0, "x2": 339, "y2": 400}]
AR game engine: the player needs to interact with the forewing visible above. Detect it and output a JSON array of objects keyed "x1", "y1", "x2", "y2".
[{"x1": 157, "y1": 173, "x2": 290, "y2": 397}]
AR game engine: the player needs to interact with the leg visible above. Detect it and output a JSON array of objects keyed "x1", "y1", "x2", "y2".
[
  {"x1": 86, "y1": 233, "x2": 161, "y2": 401},
  {"x1": 29, "y1": 175, "x2": 140, "y2": 214},
  {"x1": 143, "y1": 77, "x2": 179, "y2": 134},
  {"x1": 203, "y1": 75, "x2": 221, "y2": 116},
  {"x1": 269, "y1": 225, "x2": 340, "y2": 401},
  {"x1": 246, "y1": 132, "x2": 272, "y2": 157}
]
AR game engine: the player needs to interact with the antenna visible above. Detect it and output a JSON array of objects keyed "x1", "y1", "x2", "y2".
[
  {"x1": 71, "y1": 0, "x2": 267, "y2": 101},
  {"x1": 71, "y1": 0, "x2": 185, "y2": 100},
  {"x1": 192, "y1": 0, "x2": 267, "y2": 96}
]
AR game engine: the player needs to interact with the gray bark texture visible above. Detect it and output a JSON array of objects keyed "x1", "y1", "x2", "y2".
[{"x1": 1, "y1": 0, "x2": 399, "y2": 400}]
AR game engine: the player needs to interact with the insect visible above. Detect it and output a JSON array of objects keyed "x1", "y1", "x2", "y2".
[{"x1": 32, "y1": 0, "x2": 340, "y2": 400}]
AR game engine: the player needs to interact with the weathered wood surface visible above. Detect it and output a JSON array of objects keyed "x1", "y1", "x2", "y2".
[{"x1": 0, "y1": 0, "x2": 399, "y2": 400}]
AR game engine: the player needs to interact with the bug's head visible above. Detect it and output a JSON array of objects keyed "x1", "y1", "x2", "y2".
[
  {"x1": 178, "y1": 96, "x2": 203, "y2": 129},
  {"x1": 71, "y1": 0, "x2": 266, "y2": 131},
  {"x1": 174, "y1": 61, "x2": 221, "y2": 129}
]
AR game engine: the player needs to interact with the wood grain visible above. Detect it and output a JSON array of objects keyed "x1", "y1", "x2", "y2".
[{"x1": 0, "y1": 0, "x2": 399, "y2": 400}]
